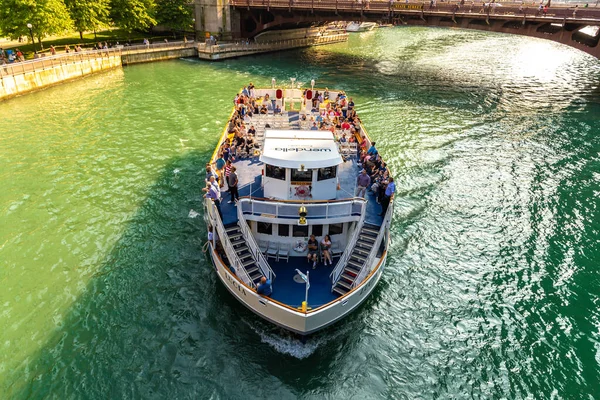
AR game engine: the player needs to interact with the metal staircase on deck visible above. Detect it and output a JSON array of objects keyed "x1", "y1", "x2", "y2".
[
  {"x1": 332, "y1": 223, "x2": 380, "y2": 297},
  {"x1": 225, "y1": 224, "x2": 264, "y2": 286}
]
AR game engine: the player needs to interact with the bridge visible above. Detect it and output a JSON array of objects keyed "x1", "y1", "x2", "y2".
[{"x1": 194, "y1": 0, "x2": 600, "y2": 58}]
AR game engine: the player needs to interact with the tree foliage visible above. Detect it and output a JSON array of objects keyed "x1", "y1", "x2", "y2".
[
  {"x1": 110, "y1": 0, "x2": 157, "y2": 33},
  {"x1": 0, "y1": 0, "x2": 73, "y2": 42},
  {"x1": 64, "y1": 0, "x2": 110, "y2": 38},
  {"x1": 155, "y1": 0, "x2": 194, "y2": 33}
]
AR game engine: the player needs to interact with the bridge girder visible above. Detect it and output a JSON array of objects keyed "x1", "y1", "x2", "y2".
[{"x1": 231, "y1": 5, "x2": 600, "y2": 58}]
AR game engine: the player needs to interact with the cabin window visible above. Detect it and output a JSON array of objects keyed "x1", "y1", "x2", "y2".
[
  {"x1": 293, "y1": 225, "x2": 309, "y2": 237},
  {"x1": 266, "y1": 164, "x2": 285, "y2": 180},
  {"x1": 312, "y1": 225, "x2": 323, "y2": 237},
  {"x1": 257, "y1": 222, "x2": 273, "y2": 235},
  {"x1": 291, "y1": 168, "x2": 312, "y2": 182},
  {"x1": 278, "y1": 224, "x2": 290, "y2": 237},
  {"x1": 329, "y1": 223, "x2": 344, "y2": 235},
  {"x1": 317, "y1": 166, "x2": 337, "y2": 181}
]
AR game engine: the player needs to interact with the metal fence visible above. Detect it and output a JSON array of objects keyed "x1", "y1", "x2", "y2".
[
  {"x1": 0, "y1": 41, "x2": 196, "y2": 78},
  {"x1": 197, "y1": 34, "x2": 348, "y2": 55}
]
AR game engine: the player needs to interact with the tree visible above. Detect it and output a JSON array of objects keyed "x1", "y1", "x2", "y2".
[
  {"x1": 0, "y1": 0, "x2": 73, "y2": 48},
  {"x1": 155, "y1": 0, "x2": 194, "y2": 36},
  {"x1": 109, "y1": 0, "x2": 157, "y2": 33},
  {"x1": 64, "y1": 0, "x2": 110, "y2": 40}
]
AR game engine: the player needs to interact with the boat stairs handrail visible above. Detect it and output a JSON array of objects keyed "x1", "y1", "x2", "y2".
[
  {"x1": 329, "y1": 207, "x2": 366, "y2": 284},
  {"x1": 205, "y1": 198, "x2": 256, "y2": 289},
  {"x1": 237, "y1": 201, "x2": 277, "y2": 281},
  {"x1": 239, "y1": 197, "x2": 366, "y2": 221},
  {"x1": 352, "y1": 197, "x2": 394, "y2": 288}
]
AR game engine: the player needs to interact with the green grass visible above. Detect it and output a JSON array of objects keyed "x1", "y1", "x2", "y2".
[{"x1": 3, "y1": 28, "x2": 189, "y2": 59}]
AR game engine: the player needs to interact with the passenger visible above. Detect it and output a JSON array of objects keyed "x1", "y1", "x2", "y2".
[
  {"x1": 205, "y1": 164, "x2": 218, "y2": 182},
  {"x1": 356, "y1": 169, "x2": 371, "y2": 198},
  {"x1": 203, "y1": 182, "x2": 223, "y2": 220},
  {"x1": 257, "y1": 276, "x2": 273, "y2": 296},
  {"x1": 310, "y1": 122, "x2": 318, "y2": 131},
  {"x1": 227, "y1": 166, "x2": 239, "y2": 204},
  {"x1": 321, "y1": 235, "x2": 333, "y2": 265},
  {"x1": 213, "y1": 152, "x2": 226, "y2": 188},
  {"x1": 379, "y1": 177, "x2": 395, "y2": 216},
  {"x1": 274, "y1": 104, "x2": 282, "y2": 114},
  {"x1": 367, "y1": 141, "x2": 378, "y2": 157},
  {"x1": 224, "y1": 160, "x2": 233, "y2": 193},
  {"x1": 307, "y1": 234, "x2": 319, "y2": 269}
]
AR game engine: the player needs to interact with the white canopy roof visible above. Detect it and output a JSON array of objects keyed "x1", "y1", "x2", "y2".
[{"x1": 260, "y1": 130, "x2": 343, "y2": 169}]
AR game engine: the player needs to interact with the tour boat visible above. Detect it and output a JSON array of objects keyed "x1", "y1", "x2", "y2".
[
  {"x1": 346, "y1": 22, "x2": 378, "y2": 32},
  {"x1": 204, "y1": 85, "x2": 393, "y2": 335}
]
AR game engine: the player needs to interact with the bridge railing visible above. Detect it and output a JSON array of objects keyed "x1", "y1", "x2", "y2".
[
  {"x1": 0, "y1": 41, "x2": 195, "y2": 79},
  {"x1": 232, "y1": 0, "x2": 600, "y2": 20}
]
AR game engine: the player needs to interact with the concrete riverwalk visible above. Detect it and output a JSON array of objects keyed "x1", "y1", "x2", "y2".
[{"x1": 0, "y1": 34, "x2": 347, "y2": 101}]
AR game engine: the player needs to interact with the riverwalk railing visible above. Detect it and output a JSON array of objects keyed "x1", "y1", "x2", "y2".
[
  {"x1": 0, "y1": 41, "x2": 196, "y2": 78},
  {"x1": 197, "y1": 33, "x2": 348, "y2": 56}
]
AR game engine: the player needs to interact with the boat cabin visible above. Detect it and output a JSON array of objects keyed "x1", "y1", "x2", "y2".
[{"x1": 260, "y1": 130, "x2": 343, "y2": 201}]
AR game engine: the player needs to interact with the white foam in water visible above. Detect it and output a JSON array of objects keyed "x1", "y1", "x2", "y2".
[
  {"x1": 243, "y1": 318, "x2": 353, "y2": 359},
  {"x1": 188, "y1": 209, "x2": 200, "y2": 219},
  {"x1": 174, "y1": 168, "x2": 181, "y2": 174}
]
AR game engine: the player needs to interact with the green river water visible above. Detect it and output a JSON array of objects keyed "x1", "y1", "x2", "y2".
[{"x1": 1, "y1": 28, "x2": 599, "y2": 399}]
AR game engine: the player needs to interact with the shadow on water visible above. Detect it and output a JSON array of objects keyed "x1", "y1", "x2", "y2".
[{"x1": 7, "y1": 149, "x2": 390, "y2": 399}]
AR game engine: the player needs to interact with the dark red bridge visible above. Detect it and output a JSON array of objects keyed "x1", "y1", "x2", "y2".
[{"x1": 228, "y1": 0, "x2": 600, "y2": 58}]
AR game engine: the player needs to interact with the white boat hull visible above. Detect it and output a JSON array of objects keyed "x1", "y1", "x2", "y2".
[
  {"x1": 346, "y1": 22, "x2": 378, "y2": 32},
  {"x1": 209, "y1": 244, "x2": 388, "y2": 335}
]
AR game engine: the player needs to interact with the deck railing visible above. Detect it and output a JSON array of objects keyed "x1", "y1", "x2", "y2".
[
  {"x1": 205, "y1": 198, "x2": 257, "y2": 289},
  {"x1": 237, "y1": 201, "x2": 277, "y2": 281},
  {"x1": 352, "y1": 196, "x2": 394, "y2": 288},
  {"x1": 330, "y1": 209, "x2": 366, "y2": 284},
  {"x1": 239, "y1": 197, "x2": 365, "y2": 220}
]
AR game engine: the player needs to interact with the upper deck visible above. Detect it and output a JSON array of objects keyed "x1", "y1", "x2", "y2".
[{"x1": 214, "y1": 89, "x2": 386, "y2": 228}]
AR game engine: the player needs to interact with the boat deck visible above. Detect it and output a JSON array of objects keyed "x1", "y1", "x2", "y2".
[
  {"x1": 268, "y1": 256, "x2": 339, "y2": 308},
  {"x1": 218, "y1": 111, "x2": 384, "y2": 227}
]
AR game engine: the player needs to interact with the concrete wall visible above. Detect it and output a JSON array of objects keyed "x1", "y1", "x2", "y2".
[
  {"x1": 121, "y1": 48, "x2": 198, "y2": 65},
  {"x1": 194, "y1": 0, "x2": 236, "y2": 40},
  {"x1": 0, "y1": 55, "x2": 121, "y2": 101}
]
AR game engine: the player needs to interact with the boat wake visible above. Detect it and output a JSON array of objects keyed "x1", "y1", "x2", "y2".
[
  {"x1": 188, "y1": 209, "x2": 200, "y2": 218},
  {"x1": 243, "y1": 318, "x2": 352, "y2": 359}
]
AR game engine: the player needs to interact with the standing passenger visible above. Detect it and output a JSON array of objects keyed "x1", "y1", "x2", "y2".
[{"x1": 228, "y1": 166, "x2": 239, "y2": 204}]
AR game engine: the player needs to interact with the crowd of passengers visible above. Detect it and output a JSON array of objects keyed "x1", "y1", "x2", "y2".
[{"x1": 202, "y1": 83, "x2": 397, "y2": 297}]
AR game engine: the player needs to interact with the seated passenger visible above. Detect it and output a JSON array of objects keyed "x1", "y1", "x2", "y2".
[
  {"x1": 307, "y1": 234, "x2": 319, "y2": 269},
  {"x1": 274, "y1": 104, "x2": 282, "y2": 114},
  {"x1": 260, "y1": 105, "x2": 268, "y2": 114},
  {"x1": 321, "y1": 235, "x2": 333, "y2": 266},
  {"x1": 257, "y1": 276, "x2": 272, "y2": 296}
]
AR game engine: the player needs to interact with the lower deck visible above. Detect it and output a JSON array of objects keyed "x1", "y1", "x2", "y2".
[{"x1": 268, "y1": 256, "x2": 339, "y2": 309}]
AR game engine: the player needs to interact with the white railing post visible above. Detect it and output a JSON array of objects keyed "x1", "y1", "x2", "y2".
[
  {"x1": 329, "y1": 200, "x2": 367, "y2": 284},
  {"x1": 205, "y1": 198, "x2": 257, "y2": 289},
  {"x1": 236, "y1": 199, "x2": 276, "y2": 281},
  {"x1": 351, "y1": 198, "x2": 393, "y2": 288}
]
